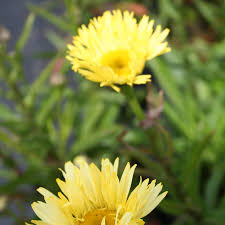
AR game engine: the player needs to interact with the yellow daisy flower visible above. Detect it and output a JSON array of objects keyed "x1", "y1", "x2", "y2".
[
  {"x1": 27, "y1": 158, "x2": 167, "y2": 225},
  {"x1": 66, "y1": 10, "x2": 170, "y2": 92}
]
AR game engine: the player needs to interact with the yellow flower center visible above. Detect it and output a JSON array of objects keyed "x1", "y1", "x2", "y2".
[
  {"x1": 101, "y1": 50, "x2": 131, "y2": 76},
  {"x1": 78, "y1": 209, "x2": 117, "y2": 225}
]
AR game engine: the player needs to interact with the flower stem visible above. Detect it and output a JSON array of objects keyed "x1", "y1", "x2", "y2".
[{"x1": 121, "y1": 86, "x2": 145, "y2": 121}]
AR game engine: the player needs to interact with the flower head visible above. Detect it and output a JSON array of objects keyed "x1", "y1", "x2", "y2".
[
  {"x1": 66, "y1": 10, "x2": 170, "y2": 92},
  {"x1": 27, "y1": 158, "x2": 167, "y2": 225}
]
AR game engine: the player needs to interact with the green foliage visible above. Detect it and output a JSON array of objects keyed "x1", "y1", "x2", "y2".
[{"x1": 0, "y1": 0, "x2": 224, "y2": 225}]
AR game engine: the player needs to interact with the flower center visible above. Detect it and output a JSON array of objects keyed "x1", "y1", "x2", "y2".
[
  {"x1": 101, "y1": 50, "x2": 131, "y2": 76},
  {"x1": 78, "y1": 209, "x2": 117, "y2": 225}
]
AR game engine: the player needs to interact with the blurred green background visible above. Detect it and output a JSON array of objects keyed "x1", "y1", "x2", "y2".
[{"x1": 0, "y1": 0, "x2": 224, "y2": 225}]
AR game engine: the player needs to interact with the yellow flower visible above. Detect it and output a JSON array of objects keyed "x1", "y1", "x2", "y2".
[
  {"x1": 66, "y1": 10, "x2": 170, "y2": 92},
  {"x1": 27, "y1": 158, "x2": 167, "y2": 225}
]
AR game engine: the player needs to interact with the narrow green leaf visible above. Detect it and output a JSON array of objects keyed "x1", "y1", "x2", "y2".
[
  {"x1": 158, "y1": 0, "x2": 180, "y2": 22},
  {"x1": 71, "y1": 126, "x2": 121, "y2": 156},
  {"x1": 123, "y1": 128, "x2": 149, "y2": 146},
  {"x1": 0, "y1": 128, "x2": 42, "y2": 166},
  {"x1": 204, "y1": 209, "x2": 225, "y2": 225},
  {"x1": 28, "y1": 4, "x2": 74, "y2": 32},
  {"x1": 0, "y1": 168, "x2": 43, "y2": 195},
  {"x1": 160, "y1": 199, "x2": 185, "y2": 216},
  {"x1": 220, "y1": 194, "x2": 225, "y2": 208},
  {"x1": 149, "y1": 58, "x2": 184, "y2": 113},
  {"x1": 98, "y1": 105, "x2": 119, "y2": 130},
  {"x1": 80, "y1": 101, "x2": 105, "y2": 137},
  {"x1": 16, "y1": 13, "x2": 35, "y2": 53},
  {"x1": 59, "y1": 100, "x2": 77, "y2": 141},
  {"x1": 0, "y1": 129, "x2": 28, "y2": 155},
  {"x1": 46, "y1": 119, "x2": 58, "y2": 144},
  {"x1": 57, "y1": 99, "x2": 78, "y2": 158},
  {"x1": 205, "y1": 164, "x2": 225, "y2": 209},
  {"x1": 164, "y1": 102, "x2": 193, "y2": 139},
  {"x1": 46, "y1": 31, "x2": 66, "y2": 49},
  {"x1": 195, "y1": 1, "x2": 219, "y2": 29},
  {"x1": 24, "y1": 56, "x2": 58, "y2": 106},
  {"x1": 183, "y1": 131, "x2": 214, "y2": 201},
  {"x1": 37, "y1": 88, "x2": 61, "y2": 124},
  {"x1": 0, "y1": 104, "x2": 20, "y2": 121},
  {"x1": 124, "y1": 148, "x2": 166, "y2": 178},
  {"x1": 64, "y1": 0, "x2": 77, "y2": 28}
]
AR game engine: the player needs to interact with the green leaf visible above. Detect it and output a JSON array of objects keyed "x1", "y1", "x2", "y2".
[
  {"x1": 70, "y1": 125, "x2": 121, "y2": 156},
  {"x1": 149, "y1": 58, "x2": 184, "y2": 113},
  {"x1": 205, "y1": 164, "x2": 225, "y2": 209},
  {"x1": 0, "y1": 168, "x2": 42, "y2": 195},
  {"x1": 160, "y1": 199, "x2": 185, "y2": 216},
  {"x1": 123, "y1": 128, "x2": 149, "y2": 146},
  {"x1": 158, "y1": 0, "x2": 181, "y2": 22},
  {"x1": 16, "y1": 13, "x2": 35, "y2": 53},
  {"x1": 59, "y1": 100, "x2": 77, "y2": 142},
  {"x1": 220, "y1": 194, "x2": 225, "y2": 208},
  {"x1": 46, "y1": 31, "x2": 66, "y2": 49},
  {"x1": 204, "y1": 209, "x2": 225, "y2": 225},
  {"x1": 164, "y1": 102, "x2": 193, "y2": 139},
  {"x1": 0, "y1": 128, "x2": 44, "y2": 167},
  {"x1": 98, "y1": 104, "x2": 119, "y2": 130},
  {"x1": 182, "y1": 131, "x2": 214, "y2": 202},
  {"x1": 24, "y1": 56, "x2": 58, "y2": 107},
  {"x1": 122, "y1": 147, "x2": 166, "y2": 177},
  {"x1": 64, "y1": 0, "x2": 77, "y2": 28},
  {"x1": 195, "y1": 1, "x2": 219, "y2": 30},
  {"x1": 28, "y1": 4, "x2": 74, "y2": 32},
  {"x1": 57, "y1": 99, "x2": 78, "y2": 158},
  {"x1": 80, "y1": 101, "x2": 105, "y2": 137},
  {"x1": 37, "y1": 88, "x2": 61, "y2": 124},
  {"x1": 0, "y1": 128, "x2": 28, "y2": 155},
  {"x1": 0, "y1": 104, "x2": 20, "y2": 122}
]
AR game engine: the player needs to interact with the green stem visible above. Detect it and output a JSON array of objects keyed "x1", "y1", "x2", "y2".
[
  {"x1": 121, "y1": 86, "x2": 159, "y2": 154},
  {"x1": 121, "y1": 86, "x2": 145, "y2": 121},
  {"x1": 121, "y1": 85, "x2": 183, "y2": 198}
]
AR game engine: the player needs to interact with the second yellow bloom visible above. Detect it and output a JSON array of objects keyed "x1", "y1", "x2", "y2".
[{"x1": 67, "y1": 10, "x2": 170, "y2": 92}]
